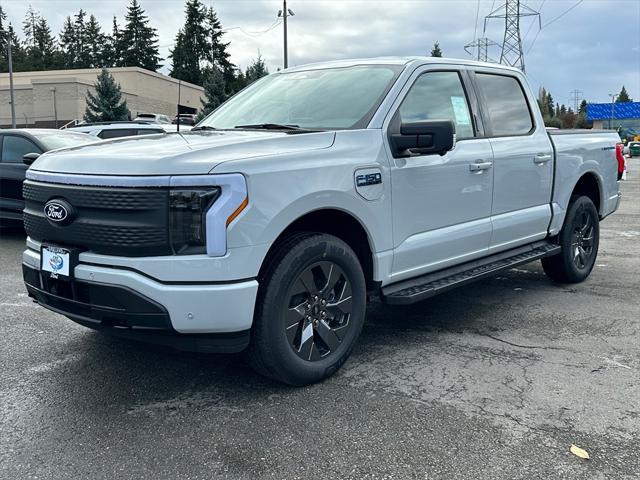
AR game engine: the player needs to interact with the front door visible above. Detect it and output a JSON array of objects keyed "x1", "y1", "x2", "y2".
[
  {"x1": 387, "y1": 68, "x2": 494, "y2": 283},
  {"x1": 0, "y1": 135, "x2": 40, "y2": 220},
  {"x1": 472, "y1": 71, "x2": 554, "y2": 252}
]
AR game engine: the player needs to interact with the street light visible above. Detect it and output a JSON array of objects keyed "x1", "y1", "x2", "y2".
[
  {"x1": 608, "y1": 93, "x2": 619, "y2": 130},
  {"x1": 277, "y1": 1, "x2": 295, "y2": 69},
  {"x1": 0, "y1": 28, "x2": 17, "y2": 128}
]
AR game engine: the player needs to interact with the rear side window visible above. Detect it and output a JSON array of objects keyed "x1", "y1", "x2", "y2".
[
  {"x1": 475, "y1": 73, "x2": 533, "y2": 136},
  {"x1": 399, "y1": 71, "x2": 475, "y2": 140},
  {"x1": 98, "y1": 129, "x2": 136, "y2": 139},
  {"x1": 1, "y1": 135, "x2": 41, "y2": 163}
]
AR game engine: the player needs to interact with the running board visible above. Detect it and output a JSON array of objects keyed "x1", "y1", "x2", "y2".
[{"x1": 381, "y1": 241, "x2": 561, "y2": 305}]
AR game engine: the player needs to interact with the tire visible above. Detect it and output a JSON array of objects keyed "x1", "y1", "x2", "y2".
[
  {"x1": 248, "y1": 233, "x2": 366, "y2": 386},
  {"x1": 541, "y1": 195, "x2": 599, "y2": 283}
]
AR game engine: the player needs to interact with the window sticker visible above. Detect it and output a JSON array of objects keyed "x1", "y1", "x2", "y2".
[{"x1": 451, "y1": 96, "x2": 471, "y2": 126}]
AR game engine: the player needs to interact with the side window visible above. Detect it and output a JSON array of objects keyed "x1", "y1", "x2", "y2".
[
  {"x1": 1, "y1": 135, "x2": 41, "y2": 163},
  {"x1": 98, "y1": 129, "x2": 136, "y2": 139},
  {"x1": 398, "y1": 71, "x2": 475, "y2": 140},
  {"x1": 136, "y1": 129, "x2": 165, "y2": 135},
  {"x1": 475, "y1": 73, "x2": 533, "y2": 136}
]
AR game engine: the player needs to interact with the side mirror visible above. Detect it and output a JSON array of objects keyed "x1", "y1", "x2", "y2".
[
  {"x1": 390, "y1": 120, "x2": 455, "y2": 157},
  {"x1": 23, "y1": 152, "x2": 41, "y2": 166}
]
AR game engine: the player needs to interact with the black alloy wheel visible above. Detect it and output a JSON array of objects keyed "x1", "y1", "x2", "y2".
[
  {"x1": 248, "y1": 233, "x2": 366, "y2": 386},
  {"x1": 570, "y1": 202, "x2": 596, "y2": 270},
  {"x1": 285, "y1": 261, "x2": 353, "y2": 361},
  {"x1": 542, "y1": 195, "x2": 600, "y2": 283}
]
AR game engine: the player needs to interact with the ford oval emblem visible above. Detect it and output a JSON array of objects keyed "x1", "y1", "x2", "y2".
[{"x1": 44, "y1": 199, "x2": 75, "y2": 226}]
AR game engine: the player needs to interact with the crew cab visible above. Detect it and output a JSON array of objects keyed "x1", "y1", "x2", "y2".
[{"x1": 21, "y1": 58, "x2": 623, "y2": 385}]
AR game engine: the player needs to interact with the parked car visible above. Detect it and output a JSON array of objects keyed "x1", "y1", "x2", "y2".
[
  {"x1": 22, "y1": 58, "x2": 623, "y2": 385},
  {"x1": 0, "y1": 129, "x2": 95, "y2": 224},
  {"x1": 628, "y1": 141, "x2": 640, "y2": 157},
  {"x1": 68, "y1": 121, "x2": 167, "y2": 139},
  {"x1": 173, "y1": 114, "x2": 197, "y2": 126},
  {"x1": 133, "y1": 113, "x2": 172, "y2": 124}
]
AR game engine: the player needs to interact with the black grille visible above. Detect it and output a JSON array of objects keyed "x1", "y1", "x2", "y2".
[{"x1": 23, "y1": 180, "x2": 171, "y2": 256}]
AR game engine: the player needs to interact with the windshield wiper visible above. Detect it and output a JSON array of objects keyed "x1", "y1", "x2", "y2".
[
  {"x1": 190, "y1": 125, "x2": 218, "y2": 131},
  {"x1": 234, "y1": 123, "x2": 308, "y2": 131}
]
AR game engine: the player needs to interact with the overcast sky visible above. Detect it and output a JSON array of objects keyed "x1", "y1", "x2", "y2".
[{"x1": 2, "y1": 0, "x2": 639, "y2": 105}]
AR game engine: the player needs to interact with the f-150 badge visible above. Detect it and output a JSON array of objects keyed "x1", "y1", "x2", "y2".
[{"x1": 354, "y1": 168, "x2": 383, "y2": 201}]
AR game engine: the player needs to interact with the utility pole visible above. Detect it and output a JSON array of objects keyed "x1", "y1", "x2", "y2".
[
  {"x1": 485, "y1": 0, "x2": 540, "y2": 73},
  {"x1": 1, "y1": 29, "x2": 17, "y2": 128},
  {"x1": 51, "y1": 87, "x2": 58, "y2": 128},
  {"x1": 569, "y1": 89, "x2": 583, "y2": 113},
  {"x1": 608, "y1": 93, "x2": 618, "y2": 129},
  {"x1": 278, "y1": 1, "x2": 294, "y2": 69}
]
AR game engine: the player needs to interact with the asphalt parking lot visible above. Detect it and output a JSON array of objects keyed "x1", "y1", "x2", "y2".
[{"x1": 1, "y1": 163, "x2": 638, "y2": 480}]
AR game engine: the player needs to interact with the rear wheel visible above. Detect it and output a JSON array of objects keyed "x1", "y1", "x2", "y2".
[
  {"x1": 248, "y1": 233, "x2": 366, "y2": 385},
  {"x1": 542, "y1": 195, "x2": 599, "y2": 283}
]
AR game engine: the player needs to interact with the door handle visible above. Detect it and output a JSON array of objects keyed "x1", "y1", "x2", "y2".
[
  {"x1": 534, "y1": 153, "x2": 552, "y2": 164},
  {"x1": 469, "y1": 161, "x2": 493, "y2": 172}
]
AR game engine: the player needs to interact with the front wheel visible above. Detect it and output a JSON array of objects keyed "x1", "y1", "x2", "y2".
[
  {"x1": 542, "y1": 195, "x2": 600, "y2": 283},
  {"x1": 248, "y1": 233, "x2": 366, "y2": 386}
]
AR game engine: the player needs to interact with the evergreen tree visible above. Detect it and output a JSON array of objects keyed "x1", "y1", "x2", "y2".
[
  {"x1": 22, "y1": 6, "x2": 40, "y2": 51},
  {"x1": 58, "y1": 16, "x2": 77, "y2": 68},
  {"x1": 118, "y1": 0, "x2": 161, "y2": 71},
  {"x1": 245, "y1": 54, "x2": 269, "y2": 85},
  {"x1": 1, "y1": 9, "x2": 27, "y2": 73},
  {"x1": 573, "y1": 99, "x2": 592, "y2": 129},
  {"x1": 84, "y1": 15, "x2": 104, "y2": 68},
  {"x1": 31, "y1": 17, "x2": 59, "y2": 70},
  {"x1": 170, "y1": 0, "x2": 211, "y2": 85},
  {"x1": 73, "y1": 9, "x2": 91, "y2": 67},
  {"x1": 430, "y1": 41, "x2": 443, "y2": 57},
  {"x1": 84, "y1": 68, "x2": 129, "y2": 122},
  {"x1": 102, "y1": 17, "x2": 122, "y2": 67},
  {"x1": 206, "y1": 6, "x2": 234, "y2": 85},
  {"x1": 170, "y1": 1, "x2": 236, "y2": 89},
  {"x1": 197, "y1": 66, "x2": 226, "y2": 120},
  {"x1": 616, "y1": 85, "x2": 632, "y2": 103}
]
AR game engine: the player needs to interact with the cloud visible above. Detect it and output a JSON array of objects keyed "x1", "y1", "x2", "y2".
[{"x1": 2, "y1": 0, "x2": 638, "y2": 103}]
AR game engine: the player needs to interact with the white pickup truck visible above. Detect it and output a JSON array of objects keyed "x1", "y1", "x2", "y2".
[{"x1": 22, "y1": 58, "x2": 623, "y2": 385}]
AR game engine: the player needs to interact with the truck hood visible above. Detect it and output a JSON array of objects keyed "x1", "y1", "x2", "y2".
[{"x1": 30, "y1": 130, "x2": 336, "y2": 176}]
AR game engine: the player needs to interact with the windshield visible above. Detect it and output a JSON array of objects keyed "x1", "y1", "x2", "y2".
[
  {"x1": 199, "y1": 65, "x2": 402, "y2": 131},
  {"x1": 32, "y1": 132, "x2": 95, "y2": 150}
]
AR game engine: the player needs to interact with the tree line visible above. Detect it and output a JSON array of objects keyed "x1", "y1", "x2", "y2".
[
  {"x1": 1, "y1": 0, "x2": 269, "y2": 120},
  {"x1": 538, "y1": 85, "x2": 632, "y2": 130}
]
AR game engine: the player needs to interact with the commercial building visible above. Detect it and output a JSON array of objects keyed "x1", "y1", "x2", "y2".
[
  {"x1": 588, "y1": 102, "x2": 640, "y2": 139},
  {"x1": 0, "y1": 67, "x2": 204, "y2": 128}
]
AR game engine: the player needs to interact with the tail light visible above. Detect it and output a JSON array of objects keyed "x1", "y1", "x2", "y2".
[{"x1": 615, "y1": 143, "x2": 625, "y2": 181}]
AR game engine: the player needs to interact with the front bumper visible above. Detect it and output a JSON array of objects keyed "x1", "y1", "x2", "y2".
[{"x1": 23, "y1": 246, "x2": 259, "y2": 353}]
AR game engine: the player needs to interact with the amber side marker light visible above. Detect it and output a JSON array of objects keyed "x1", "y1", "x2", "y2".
[{"x1": 227, "y1": 196, "x2": 249, "y2": 226}]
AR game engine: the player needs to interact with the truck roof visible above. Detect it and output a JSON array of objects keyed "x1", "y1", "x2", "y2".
[{"x1": 283, "y1": 56, "x2": 522, "y2": 74}]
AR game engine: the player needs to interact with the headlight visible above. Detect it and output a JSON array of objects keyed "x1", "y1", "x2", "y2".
[{"x1": 169, "y1": 188, "x2": 220, "y2": 254}]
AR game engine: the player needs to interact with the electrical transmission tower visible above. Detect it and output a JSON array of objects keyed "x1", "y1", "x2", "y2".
[
  {"x1": 485, "y1": 0, "x2": 541, "y2": 72},
  {"x1": 464, "y1": 37, "x2": 500, "y2": 62},
  {"x1": 569, "y1": 89, "x2": 584, "y2": 113}
]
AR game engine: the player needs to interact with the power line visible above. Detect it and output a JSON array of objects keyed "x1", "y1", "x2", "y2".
[
  {"x1": 543, "y1": 0, "x2": 584, "y2": 28},
  {"x1": 526, "y1": 0, "x2": 584, "y2": 54}
]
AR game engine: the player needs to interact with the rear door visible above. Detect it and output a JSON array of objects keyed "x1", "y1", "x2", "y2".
[
  {"x1": 0, "y1": 134, "x2": 41, "y2": 220},
  {"x1": 387, "y1": 67, "x2": 495, "y2": 282},
  {"x1": 472, "y1": 70, "x2": 554, "y2": 253}
]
